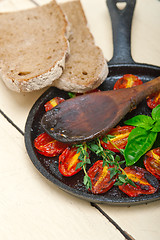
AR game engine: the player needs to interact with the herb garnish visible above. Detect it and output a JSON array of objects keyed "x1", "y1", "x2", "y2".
[
  {"x1": 124, "y1": 105, "x2": 160, "y2": 166},
  {"x1": 75, "y1": 136, "x2": 136, "y2": 190},
  {"x1": 74, "y1": 105, "x2": 160, "y2": 190},
  {"x1": 75, "y1": 143, "x2": 92, "y2": 189}
]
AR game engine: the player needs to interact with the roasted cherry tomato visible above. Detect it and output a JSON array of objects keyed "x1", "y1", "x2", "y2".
[
  {"x1": 59, "y1": 147, "x2": 83, "y2": 177},
  {"x1": 146, "y1": 91, "x2": 160, "y2": 109},
  {"x1": 119, "y1": 166, "x2": 158, "y2": 197},
  {"x1": 34, "y1": 132, "x2": 68, "y2": 157},
  {"x1": 44, "y1": 97, "x2": 65, "y2": 111},
  {"x1": 144, "y1": 147, "x2": 160, "y2": 180},
  {"x1": 101, "y1": 125, "x2": 135, "y2": 152},
  {"x1": 87, "y1": 160, "x2": 117, "y2": 194},
  {"x1": 113, "y1": 74, "x2": 143, "y2": 90}
]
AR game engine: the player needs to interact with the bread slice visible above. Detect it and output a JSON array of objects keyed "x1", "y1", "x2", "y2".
[
  {"x1": 0, "y1": 0, "x2": 70, "y2": 92},
  {"x1": 53, "y1": 0, "x2": 108, "y2": 93}
]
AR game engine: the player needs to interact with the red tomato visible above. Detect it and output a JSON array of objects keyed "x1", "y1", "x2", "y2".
[
  {"x1": 34, "y1": 132, "x2": 68, "y2": 157},
  {"x1": 146, "y1": 91, "x2": 160, "y2": 109},
  {"x1": 113, "y1": 74, "x2": 143, "y2": 90},
  {"x1": 87, "y1": 160, "x2": 117, "y2": 194},
  {"x1": 101, "y1": 125, "x2": 135, "y2": 152},
  {"x1": 119, "y1": 166, "x2": 158, "y2": 197},
  {"x1": 44, "y1": 97, "x2": 65, "y2": 111},
  {"x1": 59, "y1": 147, "x2": 83, "y2": 177},
  {"x1": 144, "y1": 147, "x2": 160, "y2": 180}
]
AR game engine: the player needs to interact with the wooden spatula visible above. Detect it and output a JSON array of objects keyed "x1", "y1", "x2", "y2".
[{"x1": 41, "y1": 76, "x2": 160, "y2": 143}]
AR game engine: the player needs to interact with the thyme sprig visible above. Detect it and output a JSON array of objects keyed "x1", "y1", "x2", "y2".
[
  {"x1": 75, "y1": 135, "x2": 136, "y2": 190},
  {"x1": 102, "y1": 135, "x2": 136, "y2": 187},
  {"x1": 75, "y1": 143, "x2": 92, "y2": 190}
]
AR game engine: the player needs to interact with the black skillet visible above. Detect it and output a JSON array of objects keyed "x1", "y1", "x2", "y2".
[{"x1": 24, "y1": 0, "x2": 160, "y2": 205}]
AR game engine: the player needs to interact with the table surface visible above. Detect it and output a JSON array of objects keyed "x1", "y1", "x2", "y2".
[{"x1": 0, "y1": 0, "x2": 160, "y2": 240}]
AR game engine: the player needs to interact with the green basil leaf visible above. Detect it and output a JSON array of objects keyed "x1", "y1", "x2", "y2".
[
  {"x1": 152, "y1": 104, "x2": 160, "y2": 121},
  {"x1": 124, "y1": 115, "x2": 155, "y2": 130},
  {"x1": 124, "y1": 127, "x2": 157, "y2": 166},
  {"x1": 151, "y1": 120, "x2": 160, "y2": 132}
]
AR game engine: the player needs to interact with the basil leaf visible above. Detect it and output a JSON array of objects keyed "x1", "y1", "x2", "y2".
[
  {"x1": 124, "y1": 127, "x2": 157, "y2": 166},
  {"x1": 152, "y1": 104, "x2": 160, "y2": 121},
  {"x1": 151, "y1": 120, "x2": 160, "y2": 132},
  {"x1": 124, "y1": 115, "x2": 155, "y2": 130}
]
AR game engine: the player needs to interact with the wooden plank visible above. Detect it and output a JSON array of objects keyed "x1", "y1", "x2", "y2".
[
  {"x1": 0, "y1": 1, "x2": 160, "y2": 239},
  {"x1": 0, "y1": 114, "x2": 124, "y2": 240},
  {"x1": 98, "y1": 202, "x2": 160, "y2": 240}
]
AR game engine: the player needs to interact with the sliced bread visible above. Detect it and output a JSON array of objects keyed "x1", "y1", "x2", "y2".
[
  {"x1": 53, "y1": 0, "x2": 108, "y2": 93},
  {"x1": 0, "y1": 0, "x2": 70, "y2": 92}
]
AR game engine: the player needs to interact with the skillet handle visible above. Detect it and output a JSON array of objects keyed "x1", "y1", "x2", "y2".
[{"x1": 107, "y1": 0, "x2": 136, "y2": 65}]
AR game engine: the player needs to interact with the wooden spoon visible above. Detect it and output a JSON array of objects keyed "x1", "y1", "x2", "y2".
[{"x1": 41, "y1": 76, "x2": 160, "y2": 144}]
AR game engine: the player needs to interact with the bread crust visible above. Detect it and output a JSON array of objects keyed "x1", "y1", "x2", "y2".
[
  {"x1": 0, "y1": 51, "x2": 68, "y2": 92},
  {"x1": 53, "y1": 0, "x2": 108, "y2": 93},
  {"x1": 0, "y1": 0, "x2": 70, "y2": 92}
]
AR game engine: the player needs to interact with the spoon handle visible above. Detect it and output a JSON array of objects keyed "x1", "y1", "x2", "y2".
[{"x1": 128, "y1": 76, "x2": 160, "y2": 104}]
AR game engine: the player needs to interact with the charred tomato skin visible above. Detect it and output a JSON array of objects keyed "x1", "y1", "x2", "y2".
[
  {"x1": 144, "y1": 147, "x2": 160, "y2": 180},
  {"x1": 113, "y1": 74, "x2": 143, "y2": 90},
  {"x1": 44, "y1": 97, "x2": 65, "y2": 111},
  {"x1": 101, "y1": 125, "x2": 135, "y2": 152},
  {"x1": 146, "y1": 91, "x2": 160, "y2": 109},
  {"x1": 87, "y1": 160, "x2": 117, "y2": 194},
  {"x1": 58, "y1": 146, "x2": 83, "y2": 177},
  {"x1": 119, "y1": 166, "x2": 159, "y2": 197},
  {"x1": 34, "y1": 132, "x2": 68, "y2": 157}
]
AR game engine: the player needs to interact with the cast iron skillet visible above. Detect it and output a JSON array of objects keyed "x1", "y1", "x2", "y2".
[{"x1": 24, "y1": 0, "x2": 160, "y2": 205}]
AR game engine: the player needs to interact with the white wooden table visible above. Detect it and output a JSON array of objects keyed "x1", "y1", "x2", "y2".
[{"x1": 0, "y1": 0, "x2": 160, "y2": 240}]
